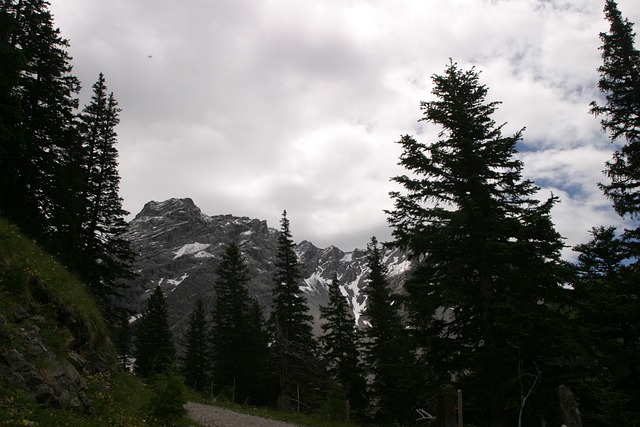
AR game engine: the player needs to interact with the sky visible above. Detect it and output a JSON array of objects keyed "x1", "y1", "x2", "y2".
[{"x1": 49, "y1": 0, "x2": 640, "y2": 257}]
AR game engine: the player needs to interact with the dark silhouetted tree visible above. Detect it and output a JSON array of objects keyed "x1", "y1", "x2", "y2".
[
  {"x1": 211, "y1": 242, "x2": 269, "y2": 403},
  {"x1": 573, "y1": 226, "x2": 640, "y2": 425},
  {"x1": 269, "y1": 210, "x2": 318, "y2": 411},
  {"x1": 590, "y1": 0, "x2": 640, "y2": 247},
  {"x1": 0, "y1": 0, "x2": 80, "y2": 250},
  {"x1": 72, "y1": 73, "x2": 134, "y2": 308},
  {"x1": 134, "y1": 286, "x2": 175, "y2": 377},
  {"x1": 361, "y1": 236, "x2": 419, "y2": 425},
  {"x1": 180, "y1": 299, "x2": 210, "y2": 392},
  {"x1": 319, "y1": 274, "x2": 366, "y2": 418},
  {"x1": 387, "y1": 61, "x2": 572, "y2": 427}
]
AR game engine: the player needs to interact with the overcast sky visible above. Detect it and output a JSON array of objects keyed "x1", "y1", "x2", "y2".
[{"x1": 49, "y1": 0, "x2": 640, "y2": 257}]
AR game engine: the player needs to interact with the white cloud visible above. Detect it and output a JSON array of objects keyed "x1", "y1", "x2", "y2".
[{"x1": 49, "y1": 0, "x2": 640, "y2": 255}]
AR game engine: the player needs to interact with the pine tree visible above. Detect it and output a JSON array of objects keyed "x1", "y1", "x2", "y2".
[
  {"x1": 73, "y1": 73, "x2": 134, "y2": 308},
  {"x1": 590, "y1": 1, "x2": 640, "y2": 237},
  {"x1": 0, "y1": 0, "x2": 80, "y2": 249},
  {"x1": 0, "y1": 8, "x2": 24, "y2": 217},
  {"x1": 113, "y1": 313, "x2": 131, "y2": 370},
  {"x1": 134, "y1": 286, "x2": 175, "y2": 377},
  {"x1": 244, "y1": 298, "x2": 274, "y2": 405},
  {"x1": 361, "y1": 236, "x2": 419, "y2": 425},
  {"x1": 211, "y1": 242, "x2": 269, "y2": 403},
  {"x1": 387, "y1": 61, "x2": 572, "y2": 426},
  {"x1": 573, "y1": 227, "x2": 640, "y2": 425},
  {"x1": 319, "y1": 274, "x2": 366, "y2": 418},
  {"x1": 180, "y1": 299, "x2": 210, "y2": 392},
  {"x1": 211, "y1": 242, "x2": 251, "y2": 397},
  {"x1": 269, "y1": 210, "x2": 318, "y2": 411}
]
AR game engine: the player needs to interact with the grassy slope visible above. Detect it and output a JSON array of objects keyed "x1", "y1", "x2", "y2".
[{"x1": 0, "y1": 218, "x2": 196, "y2": 426}]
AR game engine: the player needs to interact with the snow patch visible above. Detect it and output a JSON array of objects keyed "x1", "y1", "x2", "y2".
[
  {"x1": 174, "y1": 242, "x2": 211, "y2": 259},
  {"x1": 193, "y1": 251, "x2": 214, "y2": 258},
  {"x1": 346, "y1": 267, "x2": 369, "y2": 325},
  {"x1": 168, "y1": 273, "x2": 189, "y2": 290},
  {"x1": 387, "y1": 258, "x2": 412, "y2": 276},
  {"x1": 340, "y1": 252, "x2": 353, "y2": 262},
  {"x1": 301, "y1": 272, "x2": 328, "y2": 296}
]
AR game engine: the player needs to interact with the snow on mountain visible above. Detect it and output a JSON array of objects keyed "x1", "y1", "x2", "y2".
[
  {"x1": 120, "y1": 198, "x2": 412, "y2": 336},
  {"x1": 174, "y1": 243, "x2": 211, "y2": 259}
]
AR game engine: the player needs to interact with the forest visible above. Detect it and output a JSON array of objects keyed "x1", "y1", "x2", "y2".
[{"x1": 0, "y1": 0, "x2": 639, "y2": 426}]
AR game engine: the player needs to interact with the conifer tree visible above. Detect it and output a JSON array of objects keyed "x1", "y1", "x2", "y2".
[
  {"x1": 0, "y1": 0, "x2": 80, "y2": 249},
  {"x1": 269, "y1": 210, "x2": 318, "y2": 411},
  {"x1": 72, "y1": 73, "x2": 134, "y2": 307},
  {"x1": 211, "y1": 242, "x2": 269, "y2": 403},
  {"x1": 180, "y1": 299, "x2": 210, "y2": 392},
  {"x1": 591, "y1": 1, "x2": 640, "y2": 225},
  {"x1": 387, "y1": 61, "x2": 572, "y2": 426},
  {"x1": 319, "y1": 274, "x2": 366, "y2": 417},
  {"x1": 134, "y1": 286, "x2": 175, "y2": 378},
  {"x1": 361, "y1": 236, "x2": 419, "y2": 425},
  {"x1": 113, "y1": 313, "x2": 131, "y2": 370},
  {"x1": 0, "y1": 8, "x2": 23, "y2": 215},
  {"x1": 573, "y1": 227, "x2": 640, "y2": 424}
]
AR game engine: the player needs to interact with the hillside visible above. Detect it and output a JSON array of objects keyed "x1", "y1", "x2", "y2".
[{"x1": 0, "y1": 218, "x2": 175, "y2": 426}]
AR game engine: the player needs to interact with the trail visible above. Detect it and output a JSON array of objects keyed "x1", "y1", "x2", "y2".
[{"x1": 185, "y1": 402, "x2": 301, "y2": 427}]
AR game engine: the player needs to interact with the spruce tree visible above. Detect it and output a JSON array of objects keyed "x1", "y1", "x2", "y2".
[
  {"x1": 211, "y1": 242, "x2": 269, "y2": 403},
  {"x1": 134, "y1": 286, "x2": 175, "y2": 377},
  {"x1": 211, "y1": 242, "x2": 251, "y2": 397},
  {"x1": 0, "y1": 8, "x2": 23, "y2": 217},
  {"x1": 590, "y1": 0, "x2": 640, "y2": 254},
  {"x1": 361, "y1": 236, "x2": 419, "y2": 425},
  {"x1": 244, "y1": 298, "x2": 274, "y2": 405},
  {"x1": 113, "y1": 313, "x2": 131, "y2": 370},
  {"x1": 591, "y1": 0, "x2": 640, "y2": 217},
  {"x1": 319, "y1": 274, "x2": 366, "y2": 418},
  {"x1": 0, "y1": 0, "x2": 80, "y2": 249},
  {"x1": 269, "y1": 210, "x2": 318, "y2": 411},
  {"x1": 73, "y1": 73, "x2": 134, "y2": 308},
  {"x1": 180, "y1": 299, "x2": 210, "y2": 392},
  {"x1": 573, "y1": 227, "x2": 640, "y2": 424},
  {"x1": 387, "y1": 61, "x2": 572, "y2": 426}
]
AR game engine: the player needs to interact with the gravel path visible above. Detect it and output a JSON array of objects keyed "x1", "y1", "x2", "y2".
[{"x1": 185, "y1": 402, "x2": 301, "y2": 427}]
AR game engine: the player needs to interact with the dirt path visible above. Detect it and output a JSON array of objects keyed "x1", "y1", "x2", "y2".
[{"x1": 185, "y1": 402, "x2": 301, "y2": 427}]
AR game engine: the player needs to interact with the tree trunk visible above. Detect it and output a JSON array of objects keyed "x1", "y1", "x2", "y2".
[
  {"x1": 558, "y1": 385, "x2": 582, "y2": 427},
  {"x1": 436, "y1": 384, "x2": 458, "y2": 427}
]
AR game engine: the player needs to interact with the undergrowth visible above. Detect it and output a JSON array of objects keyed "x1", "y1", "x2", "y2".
[{"x1": 1, "y1": 372, "x2": 196, "y2": 426}]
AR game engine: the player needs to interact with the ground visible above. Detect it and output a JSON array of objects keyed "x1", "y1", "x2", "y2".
[{"x1": 185, "y1": 402, "x2": 301, "y2": 427}]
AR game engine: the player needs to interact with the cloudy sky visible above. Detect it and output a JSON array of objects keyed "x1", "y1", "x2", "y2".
[{"x1": 49, "y1": 0, "x2": 639, "y2": 257}]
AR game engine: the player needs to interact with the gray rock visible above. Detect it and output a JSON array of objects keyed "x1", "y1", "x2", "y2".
[{"x1": 0, "y1": 320, "x2": 93, "y2": 412}]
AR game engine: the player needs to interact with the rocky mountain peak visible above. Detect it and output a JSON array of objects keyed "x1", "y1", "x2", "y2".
[
  {"x1": 134, "y1": 197, "x2": 203, "y2": 222},
  {"x1": 121, "y1": 198, "x2": 412, "y2": 337}
]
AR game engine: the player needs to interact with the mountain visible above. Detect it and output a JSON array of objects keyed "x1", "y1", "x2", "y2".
[{"x1": 121, "y1": 198, "x2": 412, "y2": 336}]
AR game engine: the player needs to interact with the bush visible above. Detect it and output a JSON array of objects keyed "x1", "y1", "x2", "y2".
[{"x1": 148, "y1": 371, "x2": 188, "y2": 425}]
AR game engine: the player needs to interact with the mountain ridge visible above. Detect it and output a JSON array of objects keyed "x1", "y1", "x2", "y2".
[{"x1": 122, "y1": 197, "x2": 411, "y2": 335}]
